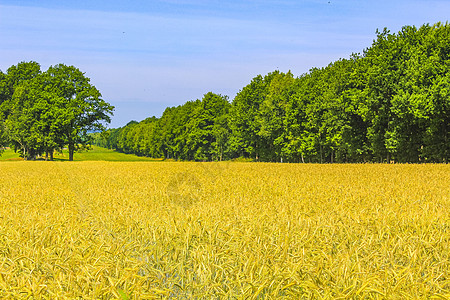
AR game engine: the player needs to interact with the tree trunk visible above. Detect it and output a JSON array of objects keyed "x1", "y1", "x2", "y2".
[
  {"x1": 320, "y1": 144, "x2": 323, "y2": 164},
  {"x1": 69, "y1": 143, "x2": 74, "y2": 161},
  {"x1": 50, "y1": 150, "x2": 54, "y2": 161}
]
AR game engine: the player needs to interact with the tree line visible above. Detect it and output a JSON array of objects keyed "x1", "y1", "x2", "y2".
[
  {"x1": 92, "y1": 23, "x2": 449, "y2": 163},
  {"x1": 0, "y1": 63, "x2": 114, "y2": 160},
  {"x1": 1, "y1": 23, "x2": 448, "y2": 163}
]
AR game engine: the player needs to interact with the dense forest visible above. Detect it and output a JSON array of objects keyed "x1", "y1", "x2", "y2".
[
  {"x1": 1, "y1": 23, "x2": 448, "y2": 163},
  {"x1": 0, "y1": 63, "x2": 114, "y2": 160},
  {"x1": 92, "y1": 23, "x2": 449, "y2": 163}
]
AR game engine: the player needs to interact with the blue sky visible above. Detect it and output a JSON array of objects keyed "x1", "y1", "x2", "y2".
[{"x1": 1, "y1": 0, "x2": 449, "y2": 128}]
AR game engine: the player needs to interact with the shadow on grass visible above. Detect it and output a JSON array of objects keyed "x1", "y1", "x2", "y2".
[{"x1": 1, "y1": 146, "x2": 163, "y2": 162}]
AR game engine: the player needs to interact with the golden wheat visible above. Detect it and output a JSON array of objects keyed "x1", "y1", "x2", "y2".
[{"x1": 0, "y1": 162, "x2": 448, "y2": 299}]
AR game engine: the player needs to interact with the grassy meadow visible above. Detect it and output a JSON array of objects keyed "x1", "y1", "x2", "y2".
[
  {"x1": 0, "y1": 161, "x2": 448, "y2": 299},
  {"x1": 0, "y1": 146, "x2": 160, "y2": 162}
]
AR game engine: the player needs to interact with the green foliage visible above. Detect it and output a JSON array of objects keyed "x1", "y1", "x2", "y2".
[
  {"x1": 95, "y1": 93, "x2": 231, "y2": 161},
  {"x1": 0, "y1": 62, "x2": 114, "y2": 160},
  {"x1": 7, "y1": 22, "x2": 446, "y2": 163},
  {"x1": 95, "y1": 22, "x2": 449, "y2": 163}
]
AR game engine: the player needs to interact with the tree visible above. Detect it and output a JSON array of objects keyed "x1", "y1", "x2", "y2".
[
  {"x1": 391, "y1": 23, "x2": 450, "y2": 162},
  {"x1": 4, "y1": 77, "x2": 56, "y2": 160},
  {"x1": 190, "y1": 92, "x2": 230, "y2": 161},
  {"x1": 229, "y1": 72, "x2": 284, "y2": 161},
  {"x1": 257, "y1": 71, "x2": 295, "y2": 161},
  {"x1": 0, "y1": 61, "x2": 42, "y2": 107},
  {"x1": 45, "y1": 64, "x2": 114, "y2": 161},
  {"x1": 91, "y1": 22, "x2": 449, "y2": 164},
  {"x1": 0, "y1": 62, "x2": 113, "y2": 161},
  {"x1": 0, "y1": 62, "x2": 44, "y2": 159},
  {"x1": 0, "y1": 71, "x2": 7, "y2": 151}
]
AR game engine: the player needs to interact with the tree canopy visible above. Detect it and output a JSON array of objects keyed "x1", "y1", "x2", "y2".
[
  {"x1": 3, "y1": 22, "x2": 449, "y2": 163},
  {"x1": 0, "y1": 62, "x2": 114, "y2": 160},
  {"x1": 92, "y1": 22, "x2": 449, "y2": 163}
]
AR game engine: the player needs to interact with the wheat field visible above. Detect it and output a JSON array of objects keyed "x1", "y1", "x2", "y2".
[{"x1": 0, "y1": 162, "x2": 448, "y2": 299}]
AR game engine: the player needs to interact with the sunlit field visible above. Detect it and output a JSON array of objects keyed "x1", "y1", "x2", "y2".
[
  {"x1": 0, "y1": 162, "x2": 448, "y2": 299},
  {"x1": 0, "y1": 146, "x2": 160, "y2": 162}
]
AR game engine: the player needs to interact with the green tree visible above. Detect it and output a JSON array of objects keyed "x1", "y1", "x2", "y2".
[
  {"x1": 0, "y1": 71, "x2": 7, "y2": 151},
  {"x1": 82, "y1": 22, "x2": 450, "y2": 164},
  {"x1": 256, "y1": 71, "x2": 295, "y2": 161},
  {"x1": 0, "y1": 61, "x2": 41, "y2": 107},
  {"x1": 45, "y1": 64, "x2": 114, "y2": 161},
  {"x1": 230, "y1": 71, "x2": 285, "y2": 161},
  {"x1": 388, "y1": 23, "x2": 450, "y2": 162},
  {"x1": 0, "y1": 62, "x2": 44, "y2": 159},
  {"x1": 189, "y1": 92, "x2": 230, "y2": 161},
  {"x1": 362, "y1": 28, "x2": 409, "y2": 162}
]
